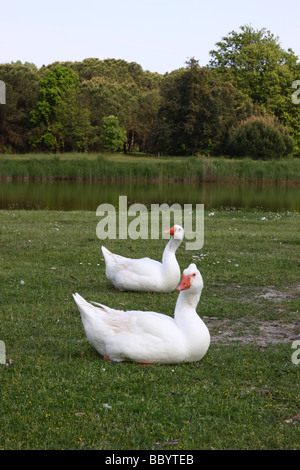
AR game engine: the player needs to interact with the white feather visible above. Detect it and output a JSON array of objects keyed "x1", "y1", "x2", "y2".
[
  {"x1": 101, "y1": 225, "x2": 184, "y2": 292},
  {"x1": 73, "y1": 263, "x2": 210, "y2": 364}
]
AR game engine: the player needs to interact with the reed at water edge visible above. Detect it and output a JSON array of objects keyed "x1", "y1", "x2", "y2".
[{"x1": 0, "y1": 154, "x2": 299, "y2": 183}]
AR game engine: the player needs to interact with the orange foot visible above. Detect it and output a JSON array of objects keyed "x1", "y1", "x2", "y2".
[
  {"x1": 114, "y1": 286, "x2": 119, "y2": 290},
  {"x1": 104, "y1": 355, "x2": 111, "y2": 362},
  {"x1": 140, "y1": 362, "x2": 154, "y2": 366}
]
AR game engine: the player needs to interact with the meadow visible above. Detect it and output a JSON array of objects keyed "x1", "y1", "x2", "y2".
[{"x1": 0, "y1": 208, "x2": 299, "y2": 450}]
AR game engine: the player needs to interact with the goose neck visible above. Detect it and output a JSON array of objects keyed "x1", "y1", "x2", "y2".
[
  {"x1": 163, "y1": 237, "x2": 181, "y2": 257},
  {"x1": 175, "y1": 289, "x2": 201, "y2": 313}
]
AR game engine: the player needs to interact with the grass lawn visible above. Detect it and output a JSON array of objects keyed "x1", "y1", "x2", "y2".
[{"x1": 0, "y1": 208, "x2": 299, "y2": 450}]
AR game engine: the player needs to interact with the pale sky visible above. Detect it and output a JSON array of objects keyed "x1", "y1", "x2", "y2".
[{"x1": 1, "y1": 0, "x2": 299, "y2": 73}]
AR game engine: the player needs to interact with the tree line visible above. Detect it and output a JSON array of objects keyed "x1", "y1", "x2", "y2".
[{"x1": 0, "y1": 25, "x2": 299, "y2": 158}]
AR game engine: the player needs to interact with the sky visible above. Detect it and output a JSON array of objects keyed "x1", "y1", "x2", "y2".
[{"x1": 0, "y1": 0, "x2": 299, "y2": 74}]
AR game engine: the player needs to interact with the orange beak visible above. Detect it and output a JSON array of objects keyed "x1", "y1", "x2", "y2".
[
  {"x1": 164, "y1": 226, "x2": 175, "y2": 236},
  {"x1": 176, "y1": 274, "x2": 191, "y2": 291}
]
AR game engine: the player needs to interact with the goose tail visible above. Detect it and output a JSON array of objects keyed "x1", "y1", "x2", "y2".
[
  {"x1": 101, "y1": 246, "x2": 112, "y2": 259},
  {"x1": 73, "y1": 292, "x2": 90, "y2": 308},
  {"x1": 73, "y1": 293, "x2": 109, "y2": 316},
  {"x1": 72, "y1": 293, "x2": 98, "y2": 321}
]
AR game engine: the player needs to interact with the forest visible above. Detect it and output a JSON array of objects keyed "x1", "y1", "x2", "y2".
[{"x1": 0, "y1": 25, "x2": 299, "y2": 158}]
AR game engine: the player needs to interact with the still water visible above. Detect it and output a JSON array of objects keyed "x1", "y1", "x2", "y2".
[{"x1": 0, "y1": 180, "x2": 299, "y2": 211}]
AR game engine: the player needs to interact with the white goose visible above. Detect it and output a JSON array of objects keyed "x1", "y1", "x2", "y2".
[
  {"x1": 101, "y1": 225, "x2": 184, "y2": 292},
  {"x1": 73, "y1": 263, "x2": 210, "y2": 364}
]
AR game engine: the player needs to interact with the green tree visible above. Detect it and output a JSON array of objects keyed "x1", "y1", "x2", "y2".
[
  {"x1": 0, "y1": 63, "x2": 39, "y2": 152},
  {"x1": 152, "y1": 59, "x2": 261, "y2": 156},
  {"x1": 74, "y1": 58, "x2": 162, "y2": 152},
  {"x1": 30, "y1": 65, "x2": 92, "y2": 152},
  {"x1": 80, "y1": 76, "x2": 139, "y2": 131},
  {"x1": 209, "y1": 25, "x2": 300, "y2": 153},
  {"x1": 101, "y1": 115, "x2": 126, "y2": 151},
  {"x1": 134, "y1": 88, "x2": 161, "y2": 152}
]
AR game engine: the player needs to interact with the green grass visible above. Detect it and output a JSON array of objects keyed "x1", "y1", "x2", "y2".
[
  {"x1": 0, "y1": 153, "x2": 299, "y2": 183},
  {"x1": 0, "y1": 209, "x2": 299, "y2": 450}
]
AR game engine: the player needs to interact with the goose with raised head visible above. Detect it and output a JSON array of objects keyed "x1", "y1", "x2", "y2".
[
  {"x1": 101, "y1": 225, "x2": 184, "y2": 292},
  {"x1": 73, "y1": 263, "x2": 210, "y2": 364}
]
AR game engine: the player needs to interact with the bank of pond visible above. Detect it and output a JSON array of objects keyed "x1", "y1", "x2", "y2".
[
  {"x1": 0, "y1": 154, "x2": 299, "y2": 184},
  {"x1": 0, "y1": 155, "x2": 299, "y2": 212}
]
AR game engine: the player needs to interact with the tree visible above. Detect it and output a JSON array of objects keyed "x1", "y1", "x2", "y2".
[
  {"x1": 151, "y1": 59, "x2": 261, "y2": 156},
  {"x1": 134, "y1": 88, "x2": 161, "y2": 152},
  {"x1": 73, "y1": 58, "x2": 162, "y2": 152},
  {"x1": 0, "y1": 58, "x2": 162, "y2": 153},
  {"x1": 209, "y1": 25, "x2": 300, "y2": 153},
  {"x1": 209, "y1": 26, "x2": 280, "y2": 68},
  {"x1": 30, "y1": 65, "x2": 92, "y2": 152},
  {"x1": 101, "y1": 116, "x2": 126, "y2": 152},
  {"x1": 80, "y1": 76, "x2": 139, "y2": 132},
  {"x1": 152, "y1": 60, "x2": 205, "y2": 155},
  {"x1": 0, "y1": 63, "x2": 39, "y2": 152}
]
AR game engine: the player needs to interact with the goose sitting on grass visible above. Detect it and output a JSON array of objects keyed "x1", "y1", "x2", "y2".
[
  {"x1": 73, "y1": 263, "x2": 210, "y2": 364},
  {"x1": 101, "y1": 225, "x2": 184, "y2": 292}
]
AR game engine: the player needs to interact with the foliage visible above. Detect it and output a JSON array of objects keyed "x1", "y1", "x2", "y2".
[
  {"x1": 150, "y1": 59, "x2": 263, "y2": 156},
  {"x1": 0, "y1": 26, "x2": 299, "y2": 157},
  {"x1": 0, "y1": 63, "x2": 39, "y2": 152},
  {"x1": 100, "y1": 116, "x2": 126, "y2": 151},
  {"x1": 209, "y1": 25, "x2": 300, "y2": 153},
  {"x1": 29, "y1": 65, "x2": 93, "y2": 152},
  {"x1": 227, "y1": 116, "x2": 294, "y2": 159}
]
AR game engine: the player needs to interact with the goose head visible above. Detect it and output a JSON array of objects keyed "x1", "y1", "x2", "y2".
[
  {"x1": 164, "y1": 224, "x2": 184, "y2": 241},
  {"x1": 176, "y1": 263, "x2": 203, "y2": 293}
]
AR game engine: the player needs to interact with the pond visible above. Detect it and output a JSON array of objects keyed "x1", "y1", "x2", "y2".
[{"x1": 0, "y1": 180, "x2": 299, "y2": 212}]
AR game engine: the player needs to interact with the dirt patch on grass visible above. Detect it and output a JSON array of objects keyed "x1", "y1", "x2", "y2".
[
  {"x1": 206, "y1": 317, "x2": 299, "y2": 346},
  {"x1": 255, "y1": 284, "x2": 300, "y2": 303},
  {"x1": 205, "y1": 283, "x2": 300, "y2": 346}
]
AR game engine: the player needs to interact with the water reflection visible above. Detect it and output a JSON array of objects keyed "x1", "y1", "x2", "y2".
[{"x1": 0, "y1": 180, "x2": 298, "y2": 211}]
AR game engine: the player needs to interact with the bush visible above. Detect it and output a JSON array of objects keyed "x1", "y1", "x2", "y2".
[
  {"x1": 101, "y1": 115, "x2": 126, "y2": 152},
  {"x1": 227, "y1": 116, "x2": 294, "y2": 159}
]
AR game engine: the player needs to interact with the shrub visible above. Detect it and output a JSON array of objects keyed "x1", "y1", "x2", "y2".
[
  {"x1": 101, "y1": 115, "x2": 126, "y2": 152},
  {"x1": 227, "y1": 116, "x2": 294, "y2": 159}
]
